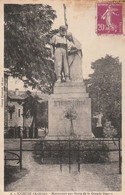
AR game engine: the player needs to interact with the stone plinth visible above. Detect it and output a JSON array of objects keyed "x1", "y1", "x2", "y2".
[{"x1": 47, "y1": 81, "x2": 92, "y2": 139}]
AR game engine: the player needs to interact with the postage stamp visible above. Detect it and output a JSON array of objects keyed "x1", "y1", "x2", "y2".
[{"x1": 97, "y1": 2, "x2": 123, "y2": 35}]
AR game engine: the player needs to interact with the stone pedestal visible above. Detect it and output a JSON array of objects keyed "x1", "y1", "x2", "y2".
[{"x1": 47, "y1": 81, "x2": 92, "y2": 139}]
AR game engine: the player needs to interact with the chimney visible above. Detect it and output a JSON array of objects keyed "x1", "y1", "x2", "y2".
[{"x1": 15, "y1": 88, "x2": 19, "y2": 96}]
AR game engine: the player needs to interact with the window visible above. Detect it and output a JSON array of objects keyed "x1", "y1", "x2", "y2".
[
  {"x1": 10, "y1": 113, "x2": 12, "y2": 119},
  {"x1": 18, "y1": 109, "x2": 20, "y2": 117},
  {"x1": 8, "y1": 105, "x2": 15, "y2": 120}
]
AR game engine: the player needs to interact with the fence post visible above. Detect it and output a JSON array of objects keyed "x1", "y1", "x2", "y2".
[
  {"x1": 59, "y1": 140, "x2": 62, "y2": 172},
  {"x1": 118, "y1": 138, "x2": 121, "y2": 174},
  {"x1": 20, "y1": 137, "x2": 22, "y2": 170},
  {"x1": 5, "y1": 155, "x2": 7, "y2": 174},
  {"x1": 14, "y1": 127, "x2": 16, "y2": 139},
  {"x1": 78, "y1": 141, "x2": 80, "y2": 173},
  {"x1": 69, "y1": 139, "x2": 71, "y2": 173},
  {"x1": 41, "y1": 140, "x2": 44, "y2": 164}
]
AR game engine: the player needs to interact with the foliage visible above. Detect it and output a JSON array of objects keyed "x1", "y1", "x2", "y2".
[
  {"x1": 23, "y1": 91, "x2": 40, "y2": 138},
  {"x1": 103, "y1": 120, "x2": 118, "y2": 138},
  {"x1": 23, "y1": 91, "x2": 48, "y2": 137},
  {"x1": 8, "y1": 105, "x2": 15, "y2": 114},
  {"x1": 36, "y1": 101, "x2": 48, "y2": 129},
  {"x1": 4, "y1": 4, "x2": 57, "y2": 93},
  {"x1": 23, "y1": 91, "x2": 38, "y2": 119},
  {"x1": 33, "y1": 140, "x2": 109, "y2": 164},
  {"x1": 85, "y1": 55, "x2": 121, "y2": 137}
]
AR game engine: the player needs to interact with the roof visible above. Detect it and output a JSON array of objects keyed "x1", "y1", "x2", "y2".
[
  {"x1": 8, "y1": 90, "x2": 49, "y2": 101},
  {"x1": 8, "y1": 91, "x2": 28, "y2": 100},
  {"x1": 4, "y1": 68, "x2": 11, "y2": 76}
]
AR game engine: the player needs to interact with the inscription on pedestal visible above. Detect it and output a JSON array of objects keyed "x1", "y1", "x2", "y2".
[{"x1": 54, "y1": 100, "x2": 85, "y2": 107}]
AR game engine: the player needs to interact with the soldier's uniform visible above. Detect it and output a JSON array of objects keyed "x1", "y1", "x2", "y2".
[{"x1": 50, "y1": 27, "x2": 69, "y2": 81}]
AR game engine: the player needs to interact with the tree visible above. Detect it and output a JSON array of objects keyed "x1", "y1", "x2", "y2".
[
  {"x1": 8, "y1": 105, "x2": 15, "y2": 119},
  {"x1": 85, "y1": 55, "x2": 121, "y2": 137},
  {"x1": 4, "y1": 4, "x2": 57, "y2": 93},
  {"x1": 23, "y1": 91, "x2": 48, "y2": 138},
  {"x1": 23, "y1": 91, "x2": 41, "y2": 138}
]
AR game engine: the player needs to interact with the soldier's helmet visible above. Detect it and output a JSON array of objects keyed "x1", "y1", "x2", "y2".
[{"x1": 59, "y1": 25, "x2": 67, "y2": 35}]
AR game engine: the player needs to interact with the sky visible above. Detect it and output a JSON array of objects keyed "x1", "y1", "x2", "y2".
[{"x1": 8, "y1": 0, "x2": 125, "y2": 91}]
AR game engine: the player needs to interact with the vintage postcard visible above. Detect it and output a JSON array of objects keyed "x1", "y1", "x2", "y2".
[{"x1": 0, "y1": 0, "x2": 125, "y2": 194}]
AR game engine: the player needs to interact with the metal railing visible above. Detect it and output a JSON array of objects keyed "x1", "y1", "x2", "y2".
[
  {"x1": 4, "y1": 126, "x2": 47, "y2": 139},
  {"x1": 4, "y1": 151, "x2": 22, "y2": 172},
  {"x1": 4, "y1": 137, "x2": 122, "y2": 174}
]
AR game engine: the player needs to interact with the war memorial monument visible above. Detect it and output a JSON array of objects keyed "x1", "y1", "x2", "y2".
[{"x1": 47, "y1": 25, "x2": 92, "y2": 139}]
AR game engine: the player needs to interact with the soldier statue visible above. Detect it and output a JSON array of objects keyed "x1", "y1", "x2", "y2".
[{"x1": 50, "y1": 25, "x2": 70, "y2": 83}]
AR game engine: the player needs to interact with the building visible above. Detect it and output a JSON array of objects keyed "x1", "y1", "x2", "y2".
[
  {"x1": 5, "y1": 88, "x2": 48, "y2": 138},
  {"x1": 8, "y1": 89, "x2": 28, "y2": 127}
]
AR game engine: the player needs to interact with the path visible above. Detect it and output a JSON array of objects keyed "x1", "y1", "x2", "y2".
[{"x1": 6, "y1": 152, "x2": 109, "y2": 191}]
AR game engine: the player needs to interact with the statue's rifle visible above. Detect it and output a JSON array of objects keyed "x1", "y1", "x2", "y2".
[
  {"x1": 63, "y1": 4, "x2": 68, "y2": 29},
  {"x1": 63, "y1": 4, "x2": 70, "y2": 78}
]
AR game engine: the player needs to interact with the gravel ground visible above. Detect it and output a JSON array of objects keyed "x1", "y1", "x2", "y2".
[{"x1": 5, "y1": 151, "x2": 121, "y2": 191}]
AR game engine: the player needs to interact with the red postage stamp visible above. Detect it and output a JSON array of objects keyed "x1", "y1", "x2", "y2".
[{"x1": 97, "y1": 2, "x2": 123, "y2": 35}]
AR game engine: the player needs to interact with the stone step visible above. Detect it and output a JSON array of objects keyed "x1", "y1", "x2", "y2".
[
  {"x1": 45, "y1": 134, "x2": 93, "y2": 140},
  {"x1": 54, "y1": 81, "x2": 87, "y2": 94},
  {"x1": 50, "y1": 93, "x2": 89, "y2": 99},
  {"x1": 54, "y1": 86, "x2": 86, "y2": 94},
  {"x1": 54, "y1": 81, "x2": 85, "y2": 87}
]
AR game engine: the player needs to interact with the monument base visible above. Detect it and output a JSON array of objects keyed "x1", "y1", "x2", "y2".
[
  {"x1": 48, "y1": 81, "x2": 92, "y2": 139},
  {"x1": 45, "y1": 135, "x2": 94, "y2": 140}
]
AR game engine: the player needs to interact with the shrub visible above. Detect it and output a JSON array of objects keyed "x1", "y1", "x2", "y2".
[{"x1": 32, "y1": 140, "x2": 109, "y2": 164}]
